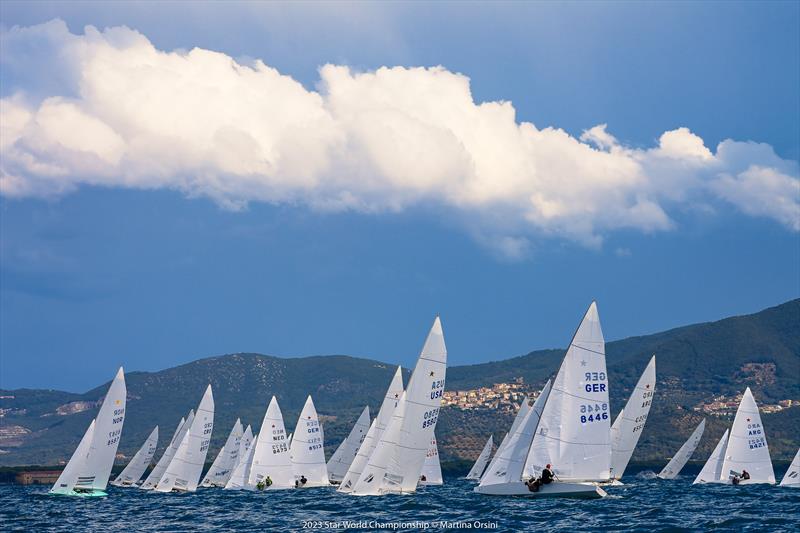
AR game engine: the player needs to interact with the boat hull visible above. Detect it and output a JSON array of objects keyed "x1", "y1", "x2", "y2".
[
  {"x1": 474, "y1": 481, "x2": 606, "y2": 499},
  {"x1": 49, "y1": 490, "x2": 108, "y2": 497}
]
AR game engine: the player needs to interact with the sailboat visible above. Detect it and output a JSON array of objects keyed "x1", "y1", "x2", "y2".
[
  {"x1": 291, "y1": 396, "x2": 329, "y2": 487},
  {"x1": 327, "y1": 406, "x2": 370, "y2": 484},
  {"x1": 657, "y1": 420, "x2": 705, "y2": 479},
  {"x1": 141, "y1": 412, "x2": 192, "y2": 490},
  {"x1": 155, "y1": 385, "x2": 215, "y2": 492},
  {"x1": 693, "y1": 429, "x2": 729, "y2": 484},
  {"x1": 609, "y1": 355, "x2": 656, "y2": 481},
  {"x1": 476, "y1": 381, "x2": 551, "y2": 490},
  {"x1": 779, "y1": 448, "x2": 799, "y2": 487},
  {"x1": 694, "y1": 388, "x2": 775, "y2": 484},
  {"x1": 201, "y1": 418, "x2": 243, "y2": 487},
  {"x1": 351, "y1": 316, "x2": 447, "y2": 495},
  {"x1": 249, "y1": 396, "x2": 294, "y2": 490},
  {"x1": 476, "y1": 302, "x2": 608, "y2": 498},
  {"x1": 466, "y1": 436, "x2": 494, "y2": 480},
  {"x1": 111, "y1": 426, "x2": 159, "y2": 487},
  {"x1": 338, "y1": 367, "x2": 404, "y2": 493},
  {"x1": 50, "y1": 367, "x2": 127, "y2": 497},
  {"x1": 224, "y1": 430, "x2": 257, "y2": 491},
  {"x1": 419, "y1": 437, "x2": 443, "y2": 486}
]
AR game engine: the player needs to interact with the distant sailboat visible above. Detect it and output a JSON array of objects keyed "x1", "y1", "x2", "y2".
[
  {"x1": 476, "y1": 302, "x2": 608, "y2": 498},
  {"x1": 225, "y1": 431, "x2": 257, "y2": 491},
  {"x1": 477, "y1": 381, "x2": 551, "y2": 489},
  {"x1": 694, "y1": 429, "x2": 730, "y2": 484},
  {"x1": 112, "y1": 426, "x2": 159, "y2": 487},
  {"x1": 201, "y1": 418, "x2": 243, "y2": 487},
  {"x1": 466, "y1": 436, "x2": 494, "y2": 480},
  {"x1": 419, "y1": 437, "x2": 443, "y2": 486},
  {"x1": 352, "y1": 317, "x2": 447, "y2": 495},
  {"x1": 249, "y1": 396, "x2": 294, "y2": 490},
  {"x1": 155, "y1": 385, "x2": 215, "y2": 492},
  {"x1": 51, "y1": 367, "x2": 127, "y2": 496},
  {"x1": 657, "y1": 420, "x2": 705, "y2": 479},
  {"x1": 141, "y1": 413, "x2": 192, "y2": 490},
  {"x1": 327, "y1": 406, "x2": 370, "y2": 484},
  {"x1": 779, "y1": 448, "x2": 800, "y2": 487},
  {"x1": 291, "y1": 396, "x2": 329, "y2": 487},
  {"x1": 609, "y1": 355, "x2": 656, "y2": 481},
  {"x1": 338, "y1": 367, "x2": 404, "y2": 493}
]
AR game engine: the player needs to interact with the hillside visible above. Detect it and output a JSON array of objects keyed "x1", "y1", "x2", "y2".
[{"x1": 1, "y1": 299, "x2": 798, "y2": 467}]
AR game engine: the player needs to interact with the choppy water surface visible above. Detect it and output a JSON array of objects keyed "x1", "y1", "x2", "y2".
[{"x1": 2, "y1": 467, "x2": 798, "y2": 532}]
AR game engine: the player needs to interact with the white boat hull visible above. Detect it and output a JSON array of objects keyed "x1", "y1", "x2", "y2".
[{"x1": 474, "y1": 481, "x2": 606, "y2": 498}]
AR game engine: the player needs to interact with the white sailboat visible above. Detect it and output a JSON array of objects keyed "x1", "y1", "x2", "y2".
[
  {"x1": 693, "y1": 429, "x2": 729, "y2": 484},
  {"x1": 779, "y1": 448, "x2": 800, "y2": 487},
  {"x1": 419, "y1": 437, "x2": 443, "y2": 486},
  {"x1": 224, "y1": 431, "x2": 257, "y2": 491},
  {"x1": 51, "y1": 368, "x2": 127, "y2": 496},
  {"x1": 291, "y1": 396, "x2": 329, "y2": 487},
  {"x1": 155, "y1": 385, "x2": 215, "y2": 492},
  {"x1": 141, "y1": 412, "x2": 192, "y2": 490},
  {"x1": 609, "y1": 355, "x2": 656, "y2": 481},
  {"x1": 720, "y1": 388, "x2": 775, "y2": 484},
  {"x1": 249, "y1": 396, "x2": 294, "y2": 490},
  {"x1": 338, "y1": 367, "x2": 404, "y2": 493},
  {"x1": 466, "y1": 436, "x2": 494, "y2": 480},
  {"x1": 201, "y1": 418, "x2": 243, "y2": 487},
  {"x1": 112, "y1": 426, "x2": 159, "y2": 487},
  {"x1": 351, "y1": 316, "x2": 447, "y2": 495},
  {"x1": 476, "y1": 302, "x2": 608, "y2": 498},
  {"x1": 657, "y1": 420, "x2": 705, "y2": 479},
  {"x1": 476, "y1": 381, "x2": 551, "y2": 489},
  {"x1": 327, "y1": 406, "x2": 370, "y2": 484}
]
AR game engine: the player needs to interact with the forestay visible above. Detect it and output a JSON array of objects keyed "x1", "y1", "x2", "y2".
[
  {"x1": 693, "y1": 429, "x2": 729, "y2": 484},
  {"x1": 466, "y1": 436, "x2": 494, "y2": 480},
  {"x1": 419, "y1": 437, "x2": 443, "y2": 485},
  {"x1": 779, "y1": 448, "x2": 800, "y2": 487},
  {"x1": 339, "y1": 366, "x2": 404, "y2": 493},
  {"x1": 249, "y1": 396, "x2": 294, "y2": 489},
  {"x1": 112, "y1": 426, "x2": 159, "y2": 486},
  {"x1": 156, "y1": 385, "x2": 215, "y2": 492},
  {"x1": 291, "y1": 396, "x2": 329, "y2": 486},
  {"x1": 327, "y1": 406, "x2": 370, "y2": 483},
  {"x1": 610, "y1": 356, "x2": 656, "y2": 480},
  {"x1": 527, "y1": 302, "x2": 611, "y2": 481},
  {"x1": 720, "y1": 387, "x2": 775, "y2": 484},
  {"x1": 141, "y1": 413, "x2": 191, "y2": 490},
  {"x1": 201, "y1": 418, "x2": 243, "y2": 487},
  {"x1": 657, "y1": 420, "x2": 705, "y2": 480}
]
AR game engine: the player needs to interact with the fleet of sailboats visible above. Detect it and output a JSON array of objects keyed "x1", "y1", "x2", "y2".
[{"x1": 47, "y1": 308, "x2": 797, "y2": 499}]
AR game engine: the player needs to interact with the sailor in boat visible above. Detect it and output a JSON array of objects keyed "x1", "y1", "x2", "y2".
[
  {"x1": 295, "y1": 475, "x2": 308, "y2": 488},
  {"x1": 420, "y1": 475, "x2": 427, "y2": 482},
  {"x1": 732, "y1": 470, "x2": 751, "y2": 485},
  {"x1": 525, "y1": 464, "x2": 556, "y2": 492},
  {"x1": 257, "y1": 476, "x2": 273, "y2": 490}
]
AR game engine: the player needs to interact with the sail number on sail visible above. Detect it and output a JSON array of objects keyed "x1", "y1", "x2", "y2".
[
  {"x1": 583, "y1": 372, "x2": 607, "y2": 392},
  {"x1": 431, "y1": 379, "x2": 445, "y2": 399},
  {"x1": 747, "y1": 422, "x2": 767, "y2": 449},
  {"x1": 422, "y1": 409, "x2": 439, "y2": 428},
  {"x1": 580, "y1": 403, "x2": 608, "y2": 424}
]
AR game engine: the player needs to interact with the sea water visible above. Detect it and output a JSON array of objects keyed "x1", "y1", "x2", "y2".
[{"x1": 2, "y1": 466, "x2": 797, "y2": 532}]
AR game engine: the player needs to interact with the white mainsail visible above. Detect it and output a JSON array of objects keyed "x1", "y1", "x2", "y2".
[
  {"x1": 352, "y1": 316, "x2": 448, "y2": 495},
  {"x1": 779, "y1": 448, "x2": 800, "y2": 487},
  {"x1": 352, "y1": 391, "x2": 408, "y2": 494},
  {"x1": 657, "y1": 420, "x2": 705, "y2": 480},
  {"x1": 225, "y1": 432, "x2": 257, "y2": 490},
  {"x1": 238, "y1": 424, "x2": 254, "y2": 465},
  {"x1": 338, "y1": 366, "x2": 404, "y2": 493},
  {"x1": 201, "y1": 418, "x2": 243, "y2": 487},
  {"x1": 112, "y1": 426, "x2": 159, "y2": 487},
  {"x1": 419, "y1": 437, "x2": 443, "y2": 485},
  {"x1": 156, "y1": 385, "x2": 215, "y2": 492},
  {"x1": 720, "y1": 387, "x2": 775, "y2": 484},
  {"x1": 327, "y1": 406, "x2": 370, "y2": 483},
  {"x1": 249, "y1": 396, "x2": 294, "y2": 489},
  {"x1": 51, "y1": 420, "x2": 96, "y2": 494},
  {"x1": 478, "y1": 381, "x2": 551, "y2": 486},
  {"x1": 141, "y1": 413, "x2": 191, "y2": 490},
  {"x1": 527, "y1": 302, "x2": 611, "y2": 482},
  {"x1": 466, "y1": 436, "x2": 494, "y2": 480},
  {"x1": 291, "y1": 396, "x2": 329, "y2": 486},
  {"x1": 51, "y1": 367, "x2": 127, "y2": 495},
  {"x1": 610, "y1": 355, "x2": 656, "y2": 480},
  {"x1": 693, "y1": 429, "x2": 729, "y2": 484}
]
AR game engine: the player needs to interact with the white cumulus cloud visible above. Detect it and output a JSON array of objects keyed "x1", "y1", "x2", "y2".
[{"x1": 1, "y1": 20, "x2": 798, "y2": 256}]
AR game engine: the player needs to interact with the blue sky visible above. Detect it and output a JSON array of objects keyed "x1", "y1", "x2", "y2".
[{"x1": 1, "y1": 1, "x2": 798, "y2": 391}]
